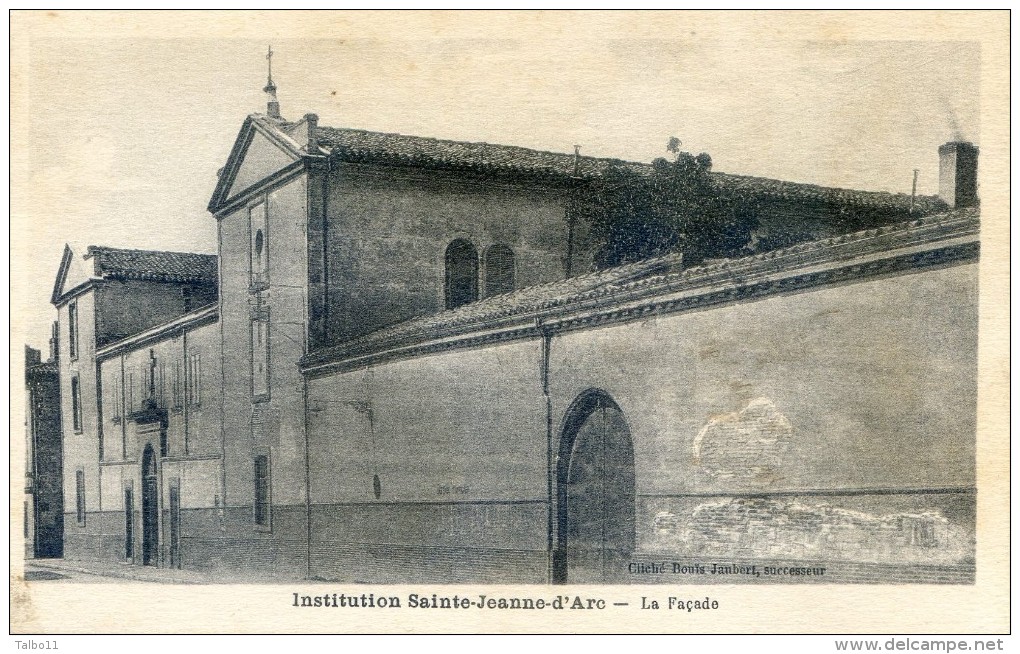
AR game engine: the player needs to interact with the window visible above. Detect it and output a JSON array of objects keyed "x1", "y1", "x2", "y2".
[
  {"x1": 250, "y1": 202, "x2": 268, "y2": 287},
  {"x1": 140, "y1": 361, "x2": 150, "y2": 404},
  {"x1": 484, "y1": 244, "x2": 516, "y2": 296},
  {"x1": 68, "y1": 301, "x2": 79, "y2": 360},
  {"x1": 127, "y1": 372, "x2": 135, "y2": 413},
  {"x1": 70, "y1": 375, "x2": 82, "y2": 433},
  {"x1": 251, "y1": 319, "x2": 270, "y2": 398},
  {"x1": 445, "y1": 239, "x2": 479, "y2": 309},
  {"x1": 75, "y1": 470, "x2": 86, "y2": 526},
  {"x1": 253, "y1": 454, "x2": 270, "y2": 528},
  {"x1": 109, "y1": 375, "x2": 121, "y2": 423},
  {"x1": 172, "y1": 360, "x2": 182, "y2": 410},
  {"x1": 182, "y1": 286, "x2": 194, "y2": 313},
  {"x1": 157, "y1": 362, "x2": 166, "y2": 409},
  {"x1": 187, "y1": 353, "x2": 202, "y2": 406}
]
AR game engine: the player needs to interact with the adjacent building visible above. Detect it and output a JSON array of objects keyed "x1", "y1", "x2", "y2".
[
  {"x1": 49, "y1": 245, "x2": 218, "y2": 566},
  {"x1": 25, "y1": 336, "x2": 63, "y2": 560}
]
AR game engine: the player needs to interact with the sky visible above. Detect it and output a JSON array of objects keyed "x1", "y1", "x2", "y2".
[{"x1": 14, "y1": 23, "x2": 980, "y2": 353}]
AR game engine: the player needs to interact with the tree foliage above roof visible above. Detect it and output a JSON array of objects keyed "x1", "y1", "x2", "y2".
[
  {"x1": 581, "y1": 143, "x2": 760, "y2": 270},
  {"x1": 578, "y1": 137, "x2": 950, "y2": 272}
]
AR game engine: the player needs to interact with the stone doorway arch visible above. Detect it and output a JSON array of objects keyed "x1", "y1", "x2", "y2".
[{"x1": 553, "y1": 389, "x2": 635, "y2": 584}]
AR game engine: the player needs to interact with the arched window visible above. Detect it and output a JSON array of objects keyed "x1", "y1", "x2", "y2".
[
  {"x1": 445, "y1": 239, "x2": 479, "y2": 309},
  {"x1": 254, "y1": 229, "x2": 264, "y2": 268},
  {"x1": 249, "y1": 201, "x2": 268, "y2": 286},
  {"x1": 484, "y1": 244, "x2": 515, "y2": 296}
]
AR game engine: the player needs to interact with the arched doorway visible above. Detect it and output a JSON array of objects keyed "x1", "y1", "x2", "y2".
[
  {"x1": 141, "y1": 444, "x2": 159, "y2": 566},
  {"x1": 554, "y1": 390, "x2": 635, "y2": 584}
]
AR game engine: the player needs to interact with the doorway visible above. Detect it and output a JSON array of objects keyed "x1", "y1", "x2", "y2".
[
  {"x1": 124, "y1": 487, "x2": 134, "y2": 560},
  {"x1": 141, "y1": 445, "x2": 159, "y2": 566},
  {"x1": 554, "y1": 390, "x2": 635, "y2": 584},
  {"x1": 168, "y1": 483, "x2": 181, "y2": 569}
]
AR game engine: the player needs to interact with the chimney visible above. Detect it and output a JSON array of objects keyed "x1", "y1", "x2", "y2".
[
  {"x1": 304, "y1": 113, "x2": 319, "y2": 153},
  {"x1": 938, "y1": 141, "x2": 979, "y2": 208}
]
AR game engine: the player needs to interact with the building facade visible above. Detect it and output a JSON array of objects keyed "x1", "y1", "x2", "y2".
[
  {"x1": 45, "y1": 90, "x2": 980, "y2": 584},
  {"x1": 25, "y1": 337, "x2": 63, "y2": 560},
  {"x1": 50, "y1": 245, "x2": 219, "y2": 566}
]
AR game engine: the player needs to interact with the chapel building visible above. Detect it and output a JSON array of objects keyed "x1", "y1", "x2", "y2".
[{"x1": 42, "y1": 73, "x2": 980, "y2": 584}]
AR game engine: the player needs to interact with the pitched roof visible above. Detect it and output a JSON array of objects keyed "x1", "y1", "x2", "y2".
[
  {"x1": 707, "y1": 172, "x2": 946, "y2": 215},
  {"x1": 313, "y1": 124, "x2": 648, "y2": 181},
  {"x1": 85, "y1": 246, "x2": 218, "y2": 284},
  {"x1": 283, "y1": 117, "x2": 947, "y2": 214}
]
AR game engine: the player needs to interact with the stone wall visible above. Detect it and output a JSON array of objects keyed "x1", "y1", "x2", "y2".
[
  {"x1": 548, "y1": 263, "x2": 978, "y2": 495},
  {"x1": 94, "y1": 279, "x2": 216, "y2": 347},
  {"x1": 300, "y1": 257, "x2": 977, "y2": 582},
  {"x1": 59, "y1": 291, "x2": 100, "y2": 561},
  {"x1": 321, "y1": 164, "x2": 575, "y2": 344},
  {"x1": 216, "y1": 172, "x2": 310, "y2": 566}
]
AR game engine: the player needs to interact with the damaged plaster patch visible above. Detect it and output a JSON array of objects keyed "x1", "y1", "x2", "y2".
[
  {"x1": 692, "y1": 397, "x2": 793, "y2": 484},
  {"x1": 646, "y1": 498, "x2": 972, "y2": 565}
]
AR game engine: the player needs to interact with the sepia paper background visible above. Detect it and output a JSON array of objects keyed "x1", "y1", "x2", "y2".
[{"x1": 9, "y1": 9, "x2": 1010, "y2": 634}]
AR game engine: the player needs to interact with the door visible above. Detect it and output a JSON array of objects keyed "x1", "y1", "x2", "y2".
[
  {"x1": 141, "y1": 445, "x2": 159, "y2": 566},
  {"x1": 168, "y1": 484, "x2": 181, "y2": 569},
  {"x1": 555, "y1": 391, "x2": 635, "y2": 584},
  {"x1": 124, "y1": 488, "x2": 134, "y2": 560}
]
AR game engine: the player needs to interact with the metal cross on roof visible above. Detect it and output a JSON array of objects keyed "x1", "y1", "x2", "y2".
[{"x1": 264, "y1": 45, "x2": 276, "y2": 93}]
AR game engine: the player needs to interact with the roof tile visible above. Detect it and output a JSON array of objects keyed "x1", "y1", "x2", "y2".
[
  {"x1": 85, "y1": 246, "x2": 217, "y2": 284},
  {"x1": 308, "y1": 122, "x2": 945, "y2": 214}
]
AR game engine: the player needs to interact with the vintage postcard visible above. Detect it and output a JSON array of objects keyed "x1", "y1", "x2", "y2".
[{"x1": 10, "y1": 10, "x2": 1009, "y2": 635}]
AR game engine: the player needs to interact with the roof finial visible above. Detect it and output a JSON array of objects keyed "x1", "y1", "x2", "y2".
[{"x1": 263, "y1": 45, "x2": 281, "y2": 119}]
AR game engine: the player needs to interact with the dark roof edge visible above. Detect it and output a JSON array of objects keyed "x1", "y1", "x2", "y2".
[
  {"x1": 84, "y1": 245, "x2": 218, "y2": 283},
  {"x1": 319, "y1": 124, "x2": 636, "y2": 166},
  {"x1": 50, "y1": 244, "x2": 77, "y2": 306},
  {"x1": 273, "y1": 119, "x2": 949, "y2": 213}
]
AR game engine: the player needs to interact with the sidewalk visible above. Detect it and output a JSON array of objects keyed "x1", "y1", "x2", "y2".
[{"x1": 25, "y1": 558, "x2": 234, "y2": 584}]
